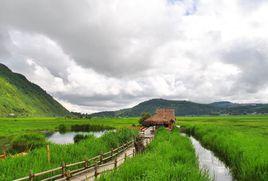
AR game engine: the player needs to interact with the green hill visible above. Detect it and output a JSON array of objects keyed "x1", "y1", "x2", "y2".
[
  {"x1": 91, "y1": 99, "x2": 268, "y2": 117},
  {"x1": 0, "y1": 63, "x2": 69, "y2": 116},
  {"x1": 91, "y1": 99, "x2": 220, "y2": 117}
]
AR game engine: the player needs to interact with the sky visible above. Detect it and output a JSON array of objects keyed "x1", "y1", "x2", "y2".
[{"x1": 1, "y1": 0, "x2": 268, "y2": 113}]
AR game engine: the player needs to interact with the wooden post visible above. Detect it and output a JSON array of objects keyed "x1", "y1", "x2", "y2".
[
  {"x1": 124, "y1": 153, "x2": 127, "y2": 161},
  {"x1": 114, "y1": 158, "x2": 117, "y2": 168},
  {"x1": 61, "y1": 161, "x2": 66, "y2": 178},
  {"x1": 2, "y1": 145, "x2": 6, "y2": 159},
  {"x1": 29, "y1": 170, "x2": 34, "y2": 181},
  {"x1": 111, "y1": 148, "x2": 114, "y2": 157},
  {"x1": 100, "y1": 152, "x2": 103, "y2": 164},
  {"x1": 94, "y1": 162, "x2": 98, "y2": 178},
  {"x1": 46, "y1": 145, "x2": 51, "y2": 164},
  {"x1": 66, "y1": 170, "x2": 71, "y2": 180},
  {"x1": 84, "y1": 159, "x2": 88, "y2": 169}
]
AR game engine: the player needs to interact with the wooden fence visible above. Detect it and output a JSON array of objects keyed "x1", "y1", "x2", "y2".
[
  {"x1": 0, "y1": 154, "x2": 6, "y2": 159},
  {"x1": 14, "y1": 140, "x2": 135, "y2": 181},
  {"x1": 0, "y1": 145, "x2": 6, "y2": 160}
]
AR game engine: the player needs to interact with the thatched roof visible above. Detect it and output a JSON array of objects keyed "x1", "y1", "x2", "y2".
[{"x1": 144, "y1": 108, "x2": 175, "y2": 125}]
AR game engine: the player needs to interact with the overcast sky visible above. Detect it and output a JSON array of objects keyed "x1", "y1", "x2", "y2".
[{"x1": 1, "y1": 0, "x2": 268, "y2": 113}]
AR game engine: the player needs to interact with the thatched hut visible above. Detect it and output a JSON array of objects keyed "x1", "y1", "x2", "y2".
[{"x1": 143, "y1": 108, "x2": 176, "y2": 129}]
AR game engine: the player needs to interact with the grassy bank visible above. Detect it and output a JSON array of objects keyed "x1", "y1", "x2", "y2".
[
  {"x1": 179, "y1": 116, "x2": 268, "y2": 181},
  {"x1": 99, "y1": 128, "x2": 209, "y2": 181},
  {"x1": 0, "y1": 117, "x2": 138, "y2": 137},
  {"x1": 0, "y1": 129, "x2": 137, "y2": 180},
  {"x1": 0, "y1": 117, "x2": 138, "y2": 151}
]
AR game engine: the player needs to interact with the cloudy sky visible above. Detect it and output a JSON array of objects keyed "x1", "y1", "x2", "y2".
[{"x1": 1, "y1": 0, "x2": 268, "y2": 113}]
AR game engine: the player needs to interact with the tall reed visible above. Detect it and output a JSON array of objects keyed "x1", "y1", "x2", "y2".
[
  {"x1": 0, "y1": 128, "x2": 137, "y2": 180},
  {"x1": 184, "y1": 125, "x2": 268, "y2": 181},
  {"x1": 99, "y1": 128, "x2": 209, "y2": 181}
]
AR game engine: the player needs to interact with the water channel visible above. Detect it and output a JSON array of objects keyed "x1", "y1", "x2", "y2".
[{"x1": 178, "y1": 126, "x2": 233, "y2": 181}]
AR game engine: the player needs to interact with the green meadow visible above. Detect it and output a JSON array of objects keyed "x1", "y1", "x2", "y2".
[
  {"x1": 100, "y1": 128, "x2": 209, "y2": 181},
  {"x1": 178, "y1": 115, "x2": 268, "y2": 181},
  {"x1": 0, "y1": 115, "x2": 268, "y2": 180},
  {"x1": 0, "y1": 117, "x2": 138, "y2": 151},
  {"x1": 0, "y1": 129, "x2": 137, "y2": 180},
  {"x1": 0, "y1": 117, "x2": 138, "y2": 137}
]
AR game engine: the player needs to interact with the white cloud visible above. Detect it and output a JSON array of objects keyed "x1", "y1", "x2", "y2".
[{"x1": 1, "y1": 0, "x2": 268, "y2": 113}]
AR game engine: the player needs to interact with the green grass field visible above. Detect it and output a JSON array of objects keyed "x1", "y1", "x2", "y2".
[
  {"x1": 100, "y1": 128, "x2": 209, "y2": 181},
  {"x1": 0, "y1": 117, "x2": 138, "y2": 151},
  {"x1": 0, "y1": 129, "x2": 137, "y2": 180},
  {"x1": 0, "y1": 117, "x2": 138, "y2": 137},
  {"x1": 1, "y1": 115, "x2": 268, "y2": 180},
  {"x1": 178, "y1": 115, "x2": 268, "y2": 181}
]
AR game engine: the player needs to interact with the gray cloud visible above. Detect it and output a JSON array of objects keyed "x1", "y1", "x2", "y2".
[
  {"x1": 0, "y1": 0, "x2": 181, "y2": 77},
  {"x1": 1, "y1": 0, "x2": 268, "y2": 113},
  {"x1": 220, "y1": 39, "x2": 268, "y2": 93},
  {"x1": 0, "y1": 29, "x2": 11, "y2": 59}
]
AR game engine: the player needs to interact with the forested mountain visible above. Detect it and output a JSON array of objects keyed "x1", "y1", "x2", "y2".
[
  {"x1": 0, "y1": 63, "x2": 69, "y2": 116},
  {"x1": 91, "y1": 99, "x2": 268, "y2": 117}
]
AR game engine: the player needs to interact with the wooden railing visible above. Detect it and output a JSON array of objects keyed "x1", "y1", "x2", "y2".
[
  {"x1": 0, "y1": 154, "x2": 6, "y2": 159},
  {"x1": 65, "y1": 137, "x2": 153, "y2": 180},
  {"x1": 0, "y1": 146, "x2": 7, "y2": 160},
  {"x1": 14, "y1": 140, "x2": 135, "y2": 181}
]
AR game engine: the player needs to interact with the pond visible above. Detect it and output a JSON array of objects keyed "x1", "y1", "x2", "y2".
[{"x1": 47, "y1": 131, "x2": 107, "y2": 144}]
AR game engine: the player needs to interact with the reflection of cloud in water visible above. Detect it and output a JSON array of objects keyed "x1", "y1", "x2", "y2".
[
  {"x1": 47, "y1": 131, "x2": 107, "y2": 144},
  {"x1": 189, "y1": 136, "x2": 233, "y2": 181}
]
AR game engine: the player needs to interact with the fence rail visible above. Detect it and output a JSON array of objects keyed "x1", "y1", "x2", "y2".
[
  {"x1": 66, "y1": 137, "x2": 153, "y2": 181},
  {"x1": 0, "y1": 154, "x2": 6, "y2": 159},
  {"x1": 14, "y1": 140, "x2": 135, "y2": 181}
]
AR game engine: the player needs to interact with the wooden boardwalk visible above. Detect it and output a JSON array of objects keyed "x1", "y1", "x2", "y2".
[
  {"x1": 68, "y1": 146, "x2": 136, "y2": 181},
  {"x1": 14, "y1": 127, "x2": 154, "y2": 181},
  {"x1": 67, "y1": 127, "x2": 154, "y2": 181}
]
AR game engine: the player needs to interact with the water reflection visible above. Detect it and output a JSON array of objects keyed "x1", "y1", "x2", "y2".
[
  {"x1": 177, "y1": 126, "x2": 233, "y2": 181},
  {"x1": 189, "y1": 136, "x2": 233, "y2": 181},
  {"x1": 47, "y1": 131, "x2": 106, "y2": 144}
]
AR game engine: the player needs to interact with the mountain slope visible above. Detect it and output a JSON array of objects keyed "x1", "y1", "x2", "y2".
[
  {"x1": 91, "y1": 99, "x2": 220, "y2": 117},
  {"x1": 209, "y1": 101, "x2": 237, "y2": 108},
  {"x1": 91, "y1": 99, "x2": 268, "y2": 117},
  {"x1": 0, "y1": 64, "x2": 69, "y2": 116}
]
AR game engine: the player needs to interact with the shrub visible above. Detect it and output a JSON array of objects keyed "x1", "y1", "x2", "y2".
[
  {"x1": 11, "y1": 133, "x2": 46, "y2": 153},
  {"x1": 139, "y1": 112, "x2": 150, "y2": 125},
  {"x1": 58, "y1": 124, "x2": 67, "y2": 133},
  {"x1": 71, "y1": 124, "x2": 113, "y2": 132},
  {"x1": 73, "y1": 134, "x2": 89, "y2": 143}
]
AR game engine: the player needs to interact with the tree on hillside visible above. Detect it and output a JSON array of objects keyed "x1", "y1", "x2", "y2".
[{"x1": 139, "y1": 112, "x2": 151, "y2": 125}]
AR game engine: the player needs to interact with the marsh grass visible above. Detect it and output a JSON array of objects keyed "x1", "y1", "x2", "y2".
[
  {"x1": 70, "y1": 124, "x2": 113, "y2": 132},
  {"x1": 180, "y1": 117, "x2": 268, "y2": 181},
  {"x1": 0, "y1": 128, "x2": 137, "y2": 180},
  {"x1": 99, "y1": 128, "x2": 209, "y2": 181},
  {"x1": 10, "y1": 133, "x2": 46, "y2": 153},
  {"x1": 0, "y1": 117, "x2": 138, "y2": 152}
]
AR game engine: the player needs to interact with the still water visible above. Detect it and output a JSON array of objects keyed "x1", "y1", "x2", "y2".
[
  {"x1": 189, "y1": 135, "x2": 233, "y2": 181},
  {"x1": 47, "y1": 131, "x2": 106, "y2": 144},
  {"x1": 177, "y1": 126, "x2": 233, "y2": 181}
]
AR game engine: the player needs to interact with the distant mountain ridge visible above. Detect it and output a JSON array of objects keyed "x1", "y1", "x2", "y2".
[
  {"x1": 0, "y1": 63, "x2": 70, "y2": 116},
  {"x1": 91, "y1": 99, "x2": 268, "y2": 117}
]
